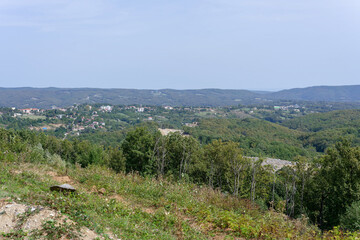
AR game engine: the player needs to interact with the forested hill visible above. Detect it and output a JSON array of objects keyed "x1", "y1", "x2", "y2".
[
  {"x1": 0, "y1": 88, "x2": 260, "y2": 108},
  {"x1": 282, "y1": 109, "x2": 360, "y2": 152},
  {"x1": 1, "y1": 85, "x2": 360, "y2": 108},
  {"x1": 270, "y1": 85, "x2": 360, "y2": 102},
  {"x1": 282, "y1": 109, "x2": 360, "y2": 132},
  {"x1": 186, "y1": 110, "x2": 360, "y2": 157},
  {"x1": 185, "y1": 118, "x2": 315, "y2": 160}
]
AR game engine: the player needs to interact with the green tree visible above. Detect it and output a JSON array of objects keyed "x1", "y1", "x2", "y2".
[
  {"x1": 204, "y1": 139, "x2": 228, "y2": 189},
  {"x1": 305, "y1": 140, "x2": 360, "y2": 229},
  {"x1": 340, "y1": 201, "x2": 360, "y2": 231},
  {"x1": 122, "y1": 127, "x2": 155, "y2": 174},
  {"x1": 165, "y1": 133, "x2": 201, "y2": 180},
  {"x1": 223, "y1": 142, "x2": 249, "y2": 196},
  {"x1": 108, "y1": 147, "x2": 126, "y2": 173}
]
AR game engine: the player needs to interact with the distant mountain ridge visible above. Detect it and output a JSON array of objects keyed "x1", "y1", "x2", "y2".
[
  {"x1": 270, "y1": 85, "x2": 360, "y2": 102},
  {"x1": 0, "y1": 85, "x2": 359, "y2": 108}
]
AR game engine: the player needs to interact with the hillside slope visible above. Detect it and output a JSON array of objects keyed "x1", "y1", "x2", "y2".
[
  {"x1": 1, "y1": 161, "x2": 326, "y2": 240},
  {"x1": 270, "y1": 85, "x2": 360, "y2": 102},
  {"x1": 0, "y1": 88, "x2": 260, "y2": 108},
  {"x1": 186, "y1": 118, "x2": 316, "y2": 160},
  {"x1": 1, "y1": 125, "x2": 359, "y2": 239},
  {"x1": 282, "y1": 109, "x2": 360, "y2": 132},
  {"x1": 1, "y1": 85, "x2": 360, "y2": 108},
  {"x1": 282, "y1": 109, "x2": 360, "y2": 151}
]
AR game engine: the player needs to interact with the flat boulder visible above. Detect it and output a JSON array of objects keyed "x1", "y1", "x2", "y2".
[{"x1": 50, "y1": 184, "x2": 76, "y2": 193}]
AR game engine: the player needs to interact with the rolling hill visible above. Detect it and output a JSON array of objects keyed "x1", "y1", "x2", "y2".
[
  {"x1": 185, "y1": 118, "x2": 316, "y2": 160},
  {"x1": 0, "y1": 88, "x2": 260, "y2": 108},
  {"x1": 0, "y1": 85, "x2": 359, "y2": 108},
  {"x1": 282, "y1": 109, "x2": 360, "y2": 151},
  {"x1": 270, "y1": 85, "x2": 360, "y2": 102}
]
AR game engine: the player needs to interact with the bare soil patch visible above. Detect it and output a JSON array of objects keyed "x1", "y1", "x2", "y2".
[
  {"x1": 46, "y1": 171, "x2": 73, "y2": 184},
  {"x1": 0, "y1": 201, "x2": 104, "y2": 239}
]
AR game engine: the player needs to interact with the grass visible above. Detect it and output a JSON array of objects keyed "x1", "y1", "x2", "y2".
[{"x1": 1, "y1": 160, "x2": 359, "y2": 239}]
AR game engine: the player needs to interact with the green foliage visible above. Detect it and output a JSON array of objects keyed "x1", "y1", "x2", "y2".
[
  {"x1": 122, "y1": 127, "x2": 155, "y2": 174},
  {"x1": 304, "y1": 140, "x2": 360, "y2": 229},
  {"x1": 188, "y1": 118, "x2": 315, "y2": 159},
  {"x1": 30, "y1": 219, "x2": 82, "y2": 240},
  {"x1": 4, "y1": 122, "x2": 360, "y2": 235},
  {"x1": 340, "y1": 201, "x2": 360, "y2": 231},
  {"x1": 108, "y1": 147, "x2": 126, "y2": 173},
  {"x1": 203, "y1": 139, "x2": 230, "y2": 188},
  {"x1": 284, "y1": 110, "x2": 360, "y2": 152}
]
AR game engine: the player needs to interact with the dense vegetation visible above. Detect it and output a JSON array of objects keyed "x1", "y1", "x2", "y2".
[
  {"x1": 0, "y1": 152, "x2": 324, "y2": 239},
  {"x1": 283, "y1": 109, "x2": 360, "y2": 132},
  {"x1": 186, "y1": 118, "x2": 316, "y2": 160},
  {"x1": 3, "y1": 101, "x2": 360, "y2": 238},
  {"x1": 1, "y1": 86, "x2": 360, "y2": 108},
  {"x1": 283, "y1": 110, "x2": 360, "y2": 151},
  {"x1": 4, "y1": 104, "x2": 360, "y2": 160},
  {"x1": 2, "y1": 126, "x2": 360, "y2": 238}
]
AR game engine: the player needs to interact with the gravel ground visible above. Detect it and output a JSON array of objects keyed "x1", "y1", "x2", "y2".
[{"x1": 247, "y1": 157, "x2": 295, "y2": 171}]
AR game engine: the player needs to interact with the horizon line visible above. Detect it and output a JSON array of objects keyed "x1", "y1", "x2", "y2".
[{"x1": 0, "y1": 84, "x2": 359, "y2": 92}]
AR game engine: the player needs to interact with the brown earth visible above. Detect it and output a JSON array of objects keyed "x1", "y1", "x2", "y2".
[{"x1": 0, "y1": 200, "x2": 103, "y2": 240}]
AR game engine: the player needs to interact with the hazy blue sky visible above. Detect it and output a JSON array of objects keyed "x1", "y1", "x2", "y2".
[{"x1": 0, "y1": 0, "x2": 359, "y2": 90}]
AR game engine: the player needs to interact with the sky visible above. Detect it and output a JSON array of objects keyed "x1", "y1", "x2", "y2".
[{"x1": 0, "y1": 0, "x2": 359, "y2": 91}]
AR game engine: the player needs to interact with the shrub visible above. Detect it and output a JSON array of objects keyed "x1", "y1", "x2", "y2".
[{"x1": 340, "y1": 201, "x2": 360, "y2": 231}]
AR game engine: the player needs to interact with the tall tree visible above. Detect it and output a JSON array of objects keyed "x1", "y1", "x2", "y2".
[
  {"x1": 305, "y1": 140, "x2": 360, "y2": 229},
  {"x1": 122, "y1": 127, "x2": 155, "y2": 174}
]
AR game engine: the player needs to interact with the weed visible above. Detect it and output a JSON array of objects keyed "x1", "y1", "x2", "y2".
[
  {"x1": 1, "y1": 229, "x2": 28, "y2": 240},
  {"x1": 30, "y1": 218, "x2": 82, "y2": 240}
]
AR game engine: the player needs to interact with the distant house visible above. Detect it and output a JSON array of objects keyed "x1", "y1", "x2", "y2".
[
  {"x1": 21, "y1": 109, "x2": 31, "y2": 114},
  {"x1": 137, "y1": 107, "x2": 145, "y2": 112},
  {"x1": 100, "y1": 105, "x2": 113, "y2": 112}
]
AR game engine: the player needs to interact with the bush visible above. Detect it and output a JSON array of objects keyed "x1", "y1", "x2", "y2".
[
  {"x1": 108, "y1": 148, "x2": 126, "y2": 173},
  {"x1": 340, "y1": 201, "x2": 360, "y2": 231}
]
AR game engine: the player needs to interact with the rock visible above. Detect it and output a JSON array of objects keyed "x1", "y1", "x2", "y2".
[
  {"x1": 0, "y1": 202, "x2": 104, "y2": 239},
  {"x1": 23, "y1": 209, "x2": 59, "y2": 231},
  {"x1": 0, "y1": 203, "x2": 27, "y2": 233},
  {"x1": 50, "y1": 184, "x2": 76, "y2": 193},
  {"x1": 98, "y1": 188, "x2": 106, "y2": 195}
]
